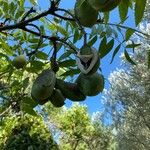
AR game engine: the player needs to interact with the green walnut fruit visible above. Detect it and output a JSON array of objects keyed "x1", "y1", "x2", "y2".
[
  {"x1": 31, "y1": 93, "x2": 49, "y2": 105},
  {"x1": 31, "y1": 69, "x2": 56, "y2": 104},
  {"x1": 50, "y1": 89, "x2": 65, "y2": 107},
  {"x1": 76, "y1": 72, "x2": 104, "y2": 96},
  {"x1": 12, "y1": 55, "x2": 27, "y2": 69},
  {"x1": 88, "y1": 0, "x2": 121, "y2": 12},
  {"x1": 76, "y1": 45, "x2": 100, "y2": 75},
  {"x1": 75, "y1": 0, "x2": 98, "y2": 27},
  {"x1": 55, "y1": 79, "x2": 86, "y2": 101}
]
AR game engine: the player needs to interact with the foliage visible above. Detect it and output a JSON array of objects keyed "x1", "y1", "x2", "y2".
[
  {"x1": 0, "y1": 0, "x2": 148, "y2": 113},
  {"x1": 0, "y1": 1, "x2": 149, "y2": 149},
  {"x1": 43, "y1": 103, "x2": 116, "y2": 150},
  {"x1": 0, "y1": 113, "x2": 58, "y2": 150}
]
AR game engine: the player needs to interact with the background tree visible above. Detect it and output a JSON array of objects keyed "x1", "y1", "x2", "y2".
[
  {"x1": 102, "y1": 4, "x2": 150, "y2": 148},
  {"x1": 0, "y1": 113, "x2": 58, "y2": 149},
  {"x1": 43, "y1": 103, "x2": 116, "y2": 150}
]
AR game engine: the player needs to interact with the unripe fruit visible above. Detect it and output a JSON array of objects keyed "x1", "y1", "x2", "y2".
[
  {"x1": 75, "y1": 0, "x2": 98, "y2": 27},
  {"x1": 76, "y1": 72, "x2": 104, "y2": 96},
  {"x1": 12, "y1": 55, "x2": 27, "y2": 69},
  {"x1": 31, "y1": 69, "x2": 56, "y2": 103},
  {"x1": 88, "y1": 0, "x2": 121, "y2": 12},
  {"x1": 76, "y1": 45, "x2": 100, "y2": 75},
  {"x1": 50, "y1": 89, "x2": 65, "y2": 107},
  {"x1": 55, "y1": 79, "x2": 86, "y2": 101},
  {"x1": 31, "y1": 93, "x2": 49, "y2": 105}
]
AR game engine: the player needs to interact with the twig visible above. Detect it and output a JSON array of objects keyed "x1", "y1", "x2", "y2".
[
  {"x1": 22, "y1": 27, "x2": 77, "y2": 53},
  {"x1": 25, "y1": 24, "x2": 43, "y2": 58},
  {"x1": 98, "y1": 21, "x2": 150, "y2": 39},
  {"x1": 21, "y1": 7, "x2": 36, "y2": 21},
  {"x1": 0, "y1": 106, "x2": 11, "y2": 117}
]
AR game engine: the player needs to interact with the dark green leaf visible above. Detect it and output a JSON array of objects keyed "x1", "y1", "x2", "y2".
[
  {"x1": 28, "y1": 38, "x2": 40, "y2": 43},
  {"x1": 59, "y1": 59, "x2": 76, "y2": 67},
  {"x1": 110, "y1": 44, "x2": 121, "y2": 64},
  {"x1": 73, "y1": 28, "x2": 80, "y2": 43},
  {"x1": 59, "y1": 50, "x2": 74, "y2": 60},
  {"x1": 126, "y1": 43, "x2": 141, "y2": 52},
  {"x1": 22, "y1": 77, "x2": 29, "y2": 90},
  {"x1": 135, "y1": 0, "x2": 146, "y2": 26},
  {"x1": 124, "y1": 49, "x2": 136, "y2": 65},
  {"x1": 88, "y1": 36, "x2": 97, "y2": 46},
  {"x1": 99, "y1": 38, "x2": 114, "y2": 58},
  {"x1": 22, "y1": 97, "x2": 38, "y2": 108},
  {"x1": 35, "y1": 51, "x2": 48, "y2": 60},
  {"x1": 29, "y1": 43, "x2": 47, "y2": 49},
  {"x1": 119, "y1": 0, "x2": 129, "y2": 22},
  {"x1": 21, "y1": 103, "x2": 37, "y2": 116},
  {"x1": 125, "y1": 29, "x2": 135, "y2": 41}
]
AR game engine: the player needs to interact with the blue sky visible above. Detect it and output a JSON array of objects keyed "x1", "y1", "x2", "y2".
[{"x1": 36, "y1": 0, "x2": 134, "y2": 114}]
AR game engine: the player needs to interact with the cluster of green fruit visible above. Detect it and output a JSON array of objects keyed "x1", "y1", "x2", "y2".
[
  {"x1": 75, "y1": 0, "x2": 121, "y2": 27},
  {"x1": 31, "y1": 45, "x2": 104, "y2": 107}
]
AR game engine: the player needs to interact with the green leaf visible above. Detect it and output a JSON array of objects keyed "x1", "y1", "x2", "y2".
[
  {"x1": 59, "y1": 59, "x2": 76, "y2": 67},
  {"x1": 119, "y1": 0, "x2": 129, "y2": 22},
  {"x1": 125, "y1": 29, "x2": 135, "y2": 41},
  {"x1": 76, "y1": 0, "x2": 86, "y2": 8},
  {"x1": 124, "y1": 49, "x2": 136, "y2": 65},
  {"x1": 135, "y1": 0, "x2": 146, "y2": 26},
  {"x1": 22, "y1": 77, "x2": 29, "y2": 90},
  {"x1": 56, "y1": 23, "x2": 69, "y2": 37},
  {"x1": 99, "y1": 38, "x2": 114, "y2": 58},
  {"x1": 103, "y1": 12, "x2": 109, "y2": 23},
  {"x1": 28, "y1": 38, "x2": 40, "y2": 43},
  {"x1": 61, "y1": 68, "x2": 80, "y2": 77},
  {"x1": 29, "y1": 0, "x2": 37, "y2": 5},
  {"x1": 110, "y1": 44, "x2": 121, "y2": 64},
  {"x1": 26, "y1": 60, "x2": 44, "y2": 72},
  {"x1": 35, "y1": 51, "x2": 48, "y2": 60},
  {"x1": 59, "y1": 50, "x2": 74, "y2": 60},
  {"x1": 0, "y1": 41, "x2": 13, "y2": 55},
  {"x1": 19, "y1": 0, "x2": 25, "y2": 8},
  {"x1": 22, "y1": 97, "x2": 38, "y2": 108},
  {"x1": 21, "y1": 103, "x2": 37, "y2": 116},
  {"x1": 99, "y1": 36, "x2": 107, "y2": 53},
  {"x1": 0, "y1": 52, "x2": 10, "y2": 61},
  {"x1": 73, "y1": 28, "x2": 80, "y2": 43},
  {"x1": 88, "y1": 35, "x2": 97, "y2": 46},
  {"x1": 29, "y1": 43, "x2": 47, "y2": 49},
  {"x1": 126, "y1": 42, "x2": 141, "y2": 52}
]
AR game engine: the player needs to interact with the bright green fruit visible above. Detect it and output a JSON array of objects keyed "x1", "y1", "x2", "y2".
[
  {"x1": 76, "y1": 45, "x2": 100, "y2": 75},
  {"x1": 76, "y1": 72, "x2": 104, "y2": 96},
  {"x1": 12, "y1": 55, "x2": 27, "y2": 69},
  {"x1": 55, "y1": 79, "x2": 86, "y2": 101},
  {"x1": 88, "y1": 0, "x2": 121, "y2": 12},
  {"x1": 75, "y1": 0, "x2": 98, "y2": 27},
  {"x1": 50, "y1": 89, "x2": 65, "y2": 107},
  {"x1": 31, "y1": 69, "x2": 56, "y2": 103}
]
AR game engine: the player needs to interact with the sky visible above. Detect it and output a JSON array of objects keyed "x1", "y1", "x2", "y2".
[{"x1": 35, "y1": 0, "x2": 135, "y2": 114}]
